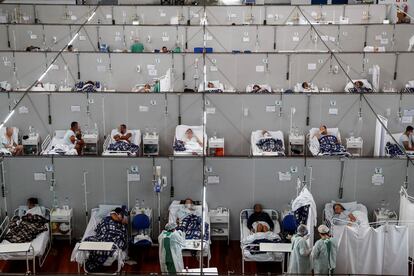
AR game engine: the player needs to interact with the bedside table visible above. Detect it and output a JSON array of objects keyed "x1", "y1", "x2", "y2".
[
  {"x1": 209, "y1": 208, "x2": 230, "y2": 245},
  {"x1": 288, "y1": 134, "x2": 305, "y2": 156},
  {"x1": 346, "y1": 137, "x2": 363, "y2": 156},
  {"x1": 51, "y1": 208, "x2": 73, "y2": 244}
]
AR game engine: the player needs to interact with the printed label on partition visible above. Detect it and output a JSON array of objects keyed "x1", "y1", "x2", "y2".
[
  {"x1": 242, "y1": 36, "x2": 250, "y2": 42},
  {"x1": 207, "y1": 175, "x2": 220, "y2": 184},
  {"x1": 307, "y1": 63, "x2": 317, "y2": 70},
  {"x1": 79, "y1": 35, "x2": 86, "y2": 41},
  {"x1": 127, "y1": 173, "x2": 140, "y2": 182},
  {"x1": 279, "y1": 172, "x2": 292, "y2": 182},
  {"x1": 97, "y1": 65, "x2": 106, "y2": 72},
  {"x1": 30, "y1": 34, "x2": 37, "y2": 40},
  {"x1": 3, "y1": 60, "x2": 11, "y2": 67},
  {"x1": 162, "y1": 36, "x2": 170, "y2": 42},
  {"x1": 160, "y1": 12, "x2": 166, "y2": 17},
  {"x1": 403, "y1": 109, "x2": 414, "y2": 116},
  {"x1": 266, "y1": 105, "x2": 276, "y2": 112},
  {"x1": 402, "y1": 116, "x2": 413, "y2": 124},
  {"x1": 148, "y1": 69, "x2": 157, "y2": 76},
  {"x1": 34, "y1": 173, "x2": 46, "y2": 181},
  {"x1": 329, "y1": 108, "x2": 338, "y2": 115},
  {"x1": 380, "y1": 38, "x2": 389, "y2": 45},
  {"x1": 329, "y1": 36, "x2": 336, "y2": 42},
  {"x1": 210, "y1": 66, "x2": 218, "y2": 72},
  {"x1": 115, "y1": 36, "x2": 122, "y2": 42},
  {"x1": 206, "y1": 107, "x2": 215, "y2": 114},
  {"x1": 375, "y1": 35, "x2": 382, "y2": 41},
  {"x1": 22, "y1": 16, "x2": 29, "y2": 21},
  {"x1": 51, "y1": 64, "x2": 59, "y2": 70},
  {"x1": 71, "y1": 105, "x2": 81, "y2": 112},
  {"x1": 18, "y1": 106, "x2": 28, "y2": 114},
  {"x1": 106, "y1": 14, "x2": 112, "y2": 19},
  {"x1": 321, "y1": 35, "x2": 329, "y2": 41},
  {"x1": 256, "y1": 65, "x2": 265, "y2": 72},
  {"x1": 292, "y1": 36, "x2": 299, "y2": 42},
  {"x1": 70, "y1": 15, "x2": 77, "y2": 21},
  {"x1": 372, "y1": 174, "x2": 384, "y2": 185},
  {"x1": 139, "y1": 106, "x2": 149, "y2": 112}
]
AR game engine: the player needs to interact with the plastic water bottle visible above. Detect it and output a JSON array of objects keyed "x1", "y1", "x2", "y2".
[{"x1": 141, "y1": 199, "x2": 145, "y2": 212}]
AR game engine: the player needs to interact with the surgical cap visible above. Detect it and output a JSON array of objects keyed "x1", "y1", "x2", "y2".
[
  {"x1": 318, "y1": 224, "x2": 330, "y2": 234},
  {"x1": 297, "y1": 224, "x2": 308, "y2": 236},
  {"x1": 165, "y1": 223, "x2": 177, "y2": 231}
]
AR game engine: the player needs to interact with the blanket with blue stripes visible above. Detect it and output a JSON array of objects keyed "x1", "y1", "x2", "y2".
[
  {"x1": 173, "y1": 140, "x2": 186, "y2": 151},
  {"x1": 385, "y1": 142, "x2": 404, "y2": 157},
  {"x1": 177, "y1": 214, "x2": 209, "y2": 240},
  {"x1": 84, "y1": 216, "x2": 127, "y2": 272},
  {"x1": 319, "y1": 135, "x2": 347, "y2": 155},
  {"x1": 256, "y1": 138, "x2": 284, "y2": 153}
]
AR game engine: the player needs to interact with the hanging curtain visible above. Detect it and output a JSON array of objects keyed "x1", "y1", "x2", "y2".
[
  {"x1": 399, "y1": 187, "x2": 414, "y2": 258},
  {"x1": 335, "y1": 224, "x2": 408, "y2": 275}
]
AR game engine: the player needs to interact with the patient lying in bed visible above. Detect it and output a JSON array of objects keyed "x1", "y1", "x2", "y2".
[
  {"x1": 332, "y1": 203, "x2": 357, "y2": 226},
  {"x1": 251, "y1": 84, "x2": 270, "y2": 93},
  {"x1": 256, "y1": 131, "x2": 284, "y2": 153},
  {"x1": 349, "y1": 81, "x2": 372, "y2": 93},
  {"x1": 84, "y1": 208, "x2": 128, "y2": 272},
  {"x1": 173, "y1": 128, "x2": 203, "y2": 153},
  {"x1": 313, "y1": 125, "x2": 347, "y2": 155},
  {"x1": 4, "y1": 198, "x2": 48, "y2": 243},
  {"x1": 247, "y1": 204, "x2": 274, "y2": 233},
  {"x1": 175, "y1": 199, "x2": 209, "y2": 240},
  {"x1": 107, "y1": 124, "x2": 139, "y2": 154}
]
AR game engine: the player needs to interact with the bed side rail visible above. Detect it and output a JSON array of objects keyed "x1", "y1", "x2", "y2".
[
  {"x1": 41, "y1": 134, "x2": 51, "y2": 152},
  {"x1": 0, "y1": 216, "x2": 10, "y2": 240},
  {"x1": 103, "y1": 134, "x2": 111, "y2": 152}
]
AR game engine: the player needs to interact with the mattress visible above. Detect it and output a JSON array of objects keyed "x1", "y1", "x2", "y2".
[
  {"x1": 251, "y1": 130, "x2": 285, "y2": 156},
  {"x1": 102, "y1": 129, "x2": 141, "y2": 156},
  {"x1": 71, "y1": 207, "x2": 126, "y2": 266},
  {"x1": 240, "y1": 209, "x2": 283, "y2": 262}
]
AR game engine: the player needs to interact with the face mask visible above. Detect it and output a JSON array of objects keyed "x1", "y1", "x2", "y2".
[{"x1": 185, "y1": 203, "x2": 192, "y2": 209}]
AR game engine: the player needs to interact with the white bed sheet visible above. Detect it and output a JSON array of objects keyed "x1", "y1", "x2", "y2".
[
  {"x1": 251, "y1": 130, "x2": 285, "y2": 156},
  {"x1": 240, "y1": 209, "x2": 283, "y2": 262},
  {"x1": 41, "y1": 130, "x2": 77, "y2": 155},
  {"x1": 173, "y1": 125, "x2": 207, "y2": 156},
  {"x1": 71, "y1": 207, "x2": 126, "y2": 267},
  {"x1": 102, "y1": 129, "x2": 141, "y2": 156},
  {"x1": 198, "y1": 81, "x2": 224, "y2": 92},
  {"x1": 294, "y1": 83, "x2": 319, "y2": 93}
]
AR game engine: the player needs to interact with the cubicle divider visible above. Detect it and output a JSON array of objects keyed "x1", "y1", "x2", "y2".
[{"x1": 0, "y1": 3, "x2": 391, "y2": 25}]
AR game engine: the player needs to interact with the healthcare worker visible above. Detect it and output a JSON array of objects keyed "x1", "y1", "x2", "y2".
[
  {"x1": 312, "y1": 225, "x2": 337, "y2": 275},
  {"x1": 158, "y1": 223, "x2": 186, "y2": 274},
  {"x1": 288, "y1": 224, "x2": 312, "y2": 275}
]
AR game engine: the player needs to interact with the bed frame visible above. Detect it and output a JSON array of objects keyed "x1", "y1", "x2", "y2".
[
  {"x1": 239, "y1": 208, "x2": 283, "y2": 274},
  {"x1": 0, "y1": 207, "x2": 51, "y2": 274}
]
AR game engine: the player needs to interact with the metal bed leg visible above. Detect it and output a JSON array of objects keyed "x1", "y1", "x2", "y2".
[{"x1": 25, "y1": 252, "x2": 29, "y2": 274}]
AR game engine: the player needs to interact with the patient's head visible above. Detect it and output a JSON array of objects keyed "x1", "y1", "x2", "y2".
[
  {"x1": 70, "y1": 121, "x2": 79, "y2": 132},
  {"x1": 253, "y1": 84, "x2": 261, "y2": 91},
  {"x1": 319, "y1": 125, "x2": 328, "y2": 135},
  {"x1": 27, "y1": 197, "x2": 38, "y2": 209},
  {"x1": 405, "y1": 126, "x2": 414, "y2": 135},
  {"x1": 144, "y1": 84, "x2": 151, "y2": 90},
  {"x1": 119, "y1": 124, "x2": 127, "y2": 134},
  {"x1": 302, "y1": 82, "x2": 310, "y2": 89},
  {"x1": 161, "y1": 46, "x2": 168, "y2": 53},
  {"x1": 354, "y1": 81, "x2": 364, "y2": 89},
  {"x1": 5, "y1": 127, "x2": 14, "y2": 137},
  {"x1": 253, "y1": 204, "x2": 263, "y2": 214},
  {"x1": 333, "y1": 203, "x2": 345, "y2": 214},
  {"x1": 207, "y1": 82, "x2": 215, "y2": 88},
  {"x1": 185, "y1": 128, "x2": 194, "y2": 140},
  {"x1": 184, "y1": 198, "x2": 194, "y2": 209},
  {"x1": 111, "y1": 207, "x2": 125, "y2": 223},
  {"x1": 262, "y1": 130, "x2": 271, "y2": 138}
]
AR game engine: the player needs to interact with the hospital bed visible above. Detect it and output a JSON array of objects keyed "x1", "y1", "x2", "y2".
[
  {"x1": 71, "y1": 205, "x2": 127, "y2": 274},
  {"x1": 294, "y1": 83, "x2": 319, "y2": 93},
  {"x1": 345, "y1": 79, "x2": 373, "y2": 93},
  {"x1": 308, "y1": 127, "x2": 349, "y2": 156},
  {"x1": 246, "y1": 84, "x2": 272, "y2": 93},
  {"x1": 0, "y1": 206, "x2": 51, "y2": 274},
  {"x1": 173, "y1": 125, "x2": 207, "y2": 156},
  {"x1": 102, "y1": 129, "x2": 141, "y2": 156},
  {"x1": 240, "y1": 209, "x2": 284, "y2": 274},
  {"x1": 41, "y1": 130, "x2": 78, "y2": 155},
  {"x1": 384, "y1": 132, "x2": 414, "y2": 157},
  {"x1": 323, "y1": 201, "x2": 369, "y2": 236},
  {"x1": 198, "y1": 81, "x2": 224, "y2": 93},
  {"x1": 0, "y1": 127, "x2": 19, "y2": 156},
  {"x1": 404, "y1": 80, "x2": 414, "y2": 93},
  {"x1": 251, "y1": 130, "x2": 285, "y2": 156},
  {"x1": 168, "y1": 200, "x2": 211, "y2": 266}
]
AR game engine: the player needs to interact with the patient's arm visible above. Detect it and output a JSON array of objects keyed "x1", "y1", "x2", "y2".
[
  {"x1": 113, "y1": 134, "x2": 121, "y2": 142},
  {"x1": 195, "y1": 136, "x2": 203, "y2": 147},
  {"x1": 402, "y1": 141, "x2": 414, "y2": 151},
  {"x1": 348, "y1": 213, "x2": 357, "y2": 222},
  {"x1": 119, "y1": 132, "x2": 132, "y2": 142}
]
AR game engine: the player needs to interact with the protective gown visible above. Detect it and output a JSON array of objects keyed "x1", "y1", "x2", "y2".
[{"x1": 158, "y1": 230, "x2": 186, "y2": 273}]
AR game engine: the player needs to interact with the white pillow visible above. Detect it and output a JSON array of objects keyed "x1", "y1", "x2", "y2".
[
  {"x1": 331, "y1": 201, "x2": 357, "y2": 212},
  {"x1": 97, "y1": 204, "x2": 121, "y2": 218}
]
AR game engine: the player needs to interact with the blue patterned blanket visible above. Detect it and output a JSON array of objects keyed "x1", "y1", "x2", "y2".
[
  {"x1": 75, "y1": 81, "x2": 101, "y2": 92},
  {"x1": 173, "y1": 140, "x2": 186, "y2": 151},
  {"x1": 177, "y1": 214, "x2": 209, "y2": 240},
  {"x1": 348, "y1": 87, "x2": 372, "y2": 93},
  {"x1": 108, "y1": 141, "x2": 139, "y2": 153},
  {"x1": 84, "y1": 216, "x2": 127, "y2": 272},
  {"x1": 385, "y1": 142, "x2": 404, "y2": 157},
  {"x1": 319, "y1": 135, "x2": 347, "y2": 155},
  {"x1": 256, "y1": 138, "x2": 284, "y2": 153}
]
